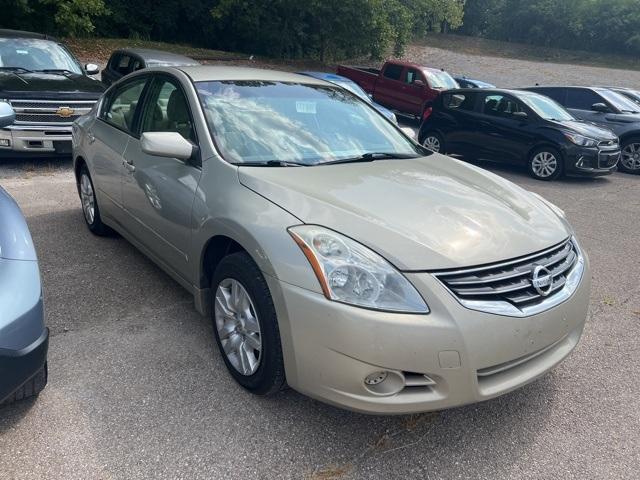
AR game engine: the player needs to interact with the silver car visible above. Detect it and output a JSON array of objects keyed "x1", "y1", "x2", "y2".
[
  {"x1": 72, "y1": 67, "x2": 590, "y2": 414},
  {"x1": 0, "y1": 102, "x2": 49, "y2": 406}
]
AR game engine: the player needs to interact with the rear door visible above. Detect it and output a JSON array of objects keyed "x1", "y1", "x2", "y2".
[
  {"x1": 476, "y1": 93, "x2": 536, "y2": 164},
  {"x1": 89, "y1": 76, "x2": 149, "y2": 219},
  {"x1": 372, "y1": 63, "x2": 405, "y2": 111},
  {"x1": 437, "y1": 91, "x2": 481, "y2": 155},
  {"x1": 120, "y1": 74, "x2": 202, "y2": 281}
]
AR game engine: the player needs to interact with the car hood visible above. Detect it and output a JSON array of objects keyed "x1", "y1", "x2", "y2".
[
  {"x1": 0, "y1": 71, "x2": 105, "y2": 100},
  {"x1": 553, "y1": 119, "x2": 617, "y2": 140},
  {"x1": 238, "y1": 155, "x2": 570, "y2": 270}
]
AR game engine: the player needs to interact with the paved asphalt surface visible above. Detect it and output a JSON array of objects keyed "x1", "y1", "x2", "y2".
[{"x1": 1, "y1": 122, "x2": 639, "y2": 478}]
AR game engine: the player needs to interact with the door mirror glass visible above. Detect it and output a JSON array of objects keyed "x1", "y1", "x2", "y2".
[
  {"x1": 0, "y1": 102, "x2": 16, "y2": 128},
  {"x1": 85, "y1": 63, "x2": 100, "y2": 75},
  {"x1": 413, "y1": 79, "x2": 425, "y2": 87},
  {"x1": 512, "y1": 111, "x2": 528, "y2": 120},
  {"x1": 591, "y1": 102, "x2": 609, "y2": 113},
  {"x1": 141, "y1": 132, "x2": 194, "y2": 160}
]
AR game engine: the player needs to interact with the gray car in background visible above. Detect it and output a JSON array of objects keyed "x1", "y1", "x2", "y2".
[{"x1": 0, "y1": 102, "x2": 49, "y2": 406}]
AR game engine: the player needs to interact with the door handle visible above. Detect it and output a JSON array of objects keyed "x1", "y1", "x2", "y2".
[
  {"x1": 122, "y1": 160, "x2": 135, "y2": 172},
  {"x1": 479, "y1": 121, "x2": 491, "y2": 127},
  {"x1": 87, "y1": 131, "x2": 95, "y2": 144}
]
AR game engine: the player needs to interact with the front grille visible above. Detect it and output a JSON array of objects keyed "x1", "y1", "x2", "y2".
[
  {"x1": 598, "y1": 151, "x2": 620, "y2": 168},
  {"x1": 8, "y1": 99, "x2": 95, "y2": 125},
  {"x1": 435, "y1": 238, "x2": 581, "y2": 315}
]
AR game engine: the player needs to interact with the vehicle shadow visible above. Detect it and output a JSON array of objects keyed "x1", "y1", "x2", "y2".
[
  {"x1": 0, "y1": 156, "x2": 72, "y2": 180},
  {"x1": 0, "y1": 397, "x2": 38, "y2": 433}
]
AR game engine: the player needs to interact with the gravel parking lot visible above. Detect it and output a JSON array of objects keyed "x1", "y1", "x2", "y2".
[{"x1": 1, "y1": 50, "x2": 639, "y2": 479}]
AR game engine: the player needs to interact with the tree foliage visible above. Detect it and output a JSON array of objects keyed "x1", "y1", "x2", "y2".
[{"x1": 460, "y1": 0, "x2": 640, "y2": 56}]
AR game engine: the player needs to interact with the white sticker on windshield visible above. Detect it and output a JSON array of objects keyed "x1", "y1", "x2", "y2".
[
  {"x1": 16, "y1": 50, "x2": 29, "y2": 55},
  {"x1": 296, "y1": 101, "x2": 316, "y2": 114}
]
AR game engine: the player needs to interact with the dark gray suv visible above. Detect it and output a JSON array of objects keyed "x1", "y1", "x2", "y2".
[{"x1": 525, "y1": 86, "x2": 640, "y2": 174}]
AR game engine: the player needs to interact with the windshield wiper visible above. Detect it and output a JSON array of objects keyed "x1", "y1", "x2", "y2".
[
  {"x1": 0, "y1": 66, "x2": 33, "y2": 73},
  {"x1": 321, "y1": 152, "x2": 421, "y2": 166},
  {"x1": 36, "y1": 69, "x2": 76, "y2": 75},
  {"x1": 236, "y1": 160, "x2": 309, "y2": 167}
]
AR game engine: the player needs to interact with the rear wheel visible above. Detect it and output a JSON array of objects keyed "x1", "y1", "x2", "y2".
[
  {"x1": 79, "y1": 165, "x2": 112, "y2": 235},
  {"x1": 619, "y1": 138, "x2": 640, "y2": 174},
  {"x1": 211, "y1": 252, "x2": 286, "y2": 395},
  {"x1": 422, "y1": 131, "x2": 444, "y2": 153},
  {"x1": 528, "y1": 147, "x2": 563, "y2": 181}
]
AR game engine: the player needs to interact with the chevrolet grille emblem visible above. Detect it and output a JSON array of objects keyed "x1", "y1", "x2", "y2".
[{"x1": 56, "y1": 106, "x2": 75, "y2": 118}]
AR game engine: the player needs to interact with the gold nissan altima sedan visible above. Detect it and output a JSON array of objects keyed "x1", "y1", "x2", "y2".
[{"x1": 72, "y1": 66, "x2": 590, "y2": 414}]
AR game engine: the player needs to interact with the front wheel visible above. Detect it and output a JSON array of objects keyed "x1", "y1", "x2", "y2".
[
  {"x1": 619, "y1": 138, "x2": 640, "y2": 174},
  {"x1": 528, "y1": 147, "x2": 563, "y2": 181},
  {"x1": 422, "y1": 131, "x2": 444, "y2": 153},
  {"x1": 211, "y1": 252, "x2": 286, "y2": 395}
]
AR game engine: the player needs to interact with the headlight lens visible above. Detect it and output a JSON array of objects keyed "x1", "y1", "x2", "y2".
[
  {"x1": 564, "y1": 132, "x2": 597, "y2": 147},
  {"x1": 288, "y1": 225, "x2": 429, "y2": 313}
]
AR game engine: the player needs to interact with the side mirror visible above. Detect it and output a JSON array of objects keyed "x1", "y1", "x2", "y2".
[
  {"x1": 512, "y1": 111, "x2": 528, "y2": 120},
  {"x1": 0, "y1": 102, "x2": 16, "y2": 128},
  {"x1": 591, "y1": 102, "x2": 609, "y2": 113},
  {"x1": 413, "y1": 79, "x2": 425, "y2": 87},
  {"x1": 85, "y1": 63, "x2": 100, "y2": 76},
  {"x1": 141, "y1": 132, "x2": 194, "y2": 160},
  {"x1": 400, "y1": 126, "x2": 416, "y2": 140}
]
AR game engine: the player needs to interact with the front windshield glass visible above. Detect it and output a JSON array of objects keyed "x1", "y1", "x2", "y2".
[
  {"x1": 333, "y1": 80, "x2": 370, "y2": 102},
  {"x1": 0, "y1": 38, "x2": 82, "y2": 74},
  {"x1": 196, "y1": 81, "x2": 421, "y2": 165},
  {"x1": 426, "y1": 70, "x2": 458, "y2": 90},
  {"x1": 598, "y1": 89, "x2": 640, "y2": 113},
  {"x1": 519, "y1": 93, "x2": 574, "y2": 121}
]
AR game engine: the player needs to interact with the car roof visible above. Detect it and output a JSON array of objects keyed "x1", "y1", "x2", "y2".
[
  {"x1": 114, "y1": 48, "x2": 199, "y2": 66},
  {"x1": 0, "y1": 29, "x2": 55, "y2": 41},
  {"x1": 297, "y1": 71, "x2": 355, "y2": 84},
  {"x1": 178, "y1": 66, "x2": 329, "y2": 85}
]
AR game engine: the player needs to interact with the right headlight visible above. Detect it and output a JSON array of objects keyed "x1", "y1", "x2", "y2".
[{"x1": 288, "y1": 225, "x2": 429, "y2": 313}]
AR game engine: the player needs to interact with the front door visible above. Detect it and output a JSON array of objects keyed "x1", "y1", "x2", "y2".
[{"x1": 121, "y1": 75, "x2": 202, "y2": 281}]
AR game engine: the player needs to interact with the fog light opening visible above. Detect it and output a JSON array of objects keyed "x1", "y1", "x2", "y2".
[
  {"x1": 0, "y1": 139, "x2": 10, "y2": 148},
  {"x1": 363, "y1": 370, "x2": 404, "y2": 396}
]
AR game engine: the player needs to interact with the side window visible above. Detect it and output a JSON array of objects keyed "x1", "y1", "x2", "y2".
[
  {"x1": 131, "y1": 59, "x2": 143, "y2": 72},
  {"x1": 566, "y1": 89, "x2": 602, "y2": 110},
  {"x1": 483, "y1": 95, "x2": 525, "y2": 118},
  {"x1": 141, "y1": 78, "x2": 196, "y2": 142},
  {"x1": 116, "y1": 55, "x2": 131, "y2": 75},
  {"x1": 443, "y1": 92, "x2": 477, "y2": 111},
  {"x1": 383, "y1": 64, "x2": 403, "y2": 81},
  {"x1": 405, "y1": 68, "x2": 422, "y2": 85},
  {"x1": 101, "y1": 78, "x2": 147, "y2": 133}
]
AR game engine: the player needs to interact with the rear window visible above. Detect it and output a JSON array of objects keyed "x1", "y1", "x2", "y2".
[
  {"x1": 383, "y1": 64, "x2": 403, "y2": 81},
  {"x1": 442, "y1": 92, "x2": 477, "y2": 111}
]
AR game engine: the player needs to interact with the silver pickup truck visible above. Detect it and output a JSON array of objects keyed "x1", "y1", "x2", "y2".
[{"x1": 0, "y1": 29, "x2": 103, "y2": 157}]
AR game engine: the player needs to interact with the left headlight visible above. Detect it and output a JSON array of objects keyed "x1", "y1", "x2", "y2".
[
  {"x1": 288, "y1": 225, "x2": 429, "y2": 313},
  {"x1": 563, "y1": 131, "x2": 597, "y2": 147}
]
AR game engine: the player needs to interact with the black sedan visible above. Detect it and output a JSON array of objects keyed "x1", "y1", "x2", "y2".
[
  {"x1": 419, "y1": 88, "x2": 620, "y2": 180},
  {"x1": 102, "y1": 48, "x2": 200, "y2": 86}
]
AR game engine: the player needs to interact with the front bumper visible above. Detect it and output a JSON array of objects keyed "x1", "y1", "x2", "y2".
[
  {"x1": 562, "y1": 144, "x2": 620, "y2": 177},
  {"x1": 0, "y1": 327, "x2": 49, "y2": 404},
  {"x1": 269, "y1": 258, "x2": 590, "y2": 414},
  {"x1": 0, "y1": 126, "x2": 73, "y2": 157}
]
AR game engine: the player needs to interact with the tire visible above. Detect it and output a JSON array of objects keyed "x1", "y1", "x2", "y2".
[
  {"x1": 528, "y1": 146, "x2": 563, "y2": 181},
  {"x1": 1, "y1": 363, "x2": 47, "y2": 407},
  {"x1": 619, "y1": 137, "x2": 640, "y2": 174},
  {"x1": 422, "y1": 131, "x2": 445, "y2": 153},
  {"x1": 79, "y1": 165, "x2": 112, "y2": 235},
  {"x1": 211, "y1": 252, "x2": 286, "y2": 395}
]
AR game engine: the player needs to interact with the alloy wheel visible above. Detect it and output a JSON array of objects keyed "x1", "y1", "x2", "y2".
[
  {"x1": 214, "y1": 278, "x2": 262, "y2": 376},
  {"x1": 531, "y1": 151, "x2": 558, "y2": 178},
  {"x1": 621, "y1": 143, "x2": 640, "y2": 170},
  {"x1": 80, "y1": 173, "x2": 96, "y2": 225},
  {"x1": 423, "y1": 135, "x2": 441, "y2": 152}
]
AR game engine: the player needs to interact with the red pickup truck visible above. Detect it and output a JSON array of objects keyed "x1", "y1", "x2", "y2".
[{"x1": 337, "y1": 60, "x2": 459, "y2": 118}]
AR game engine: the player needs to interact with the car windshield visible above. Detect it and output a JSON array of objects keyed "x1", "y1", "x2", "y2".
[
  {"x1": 196, "y1": 80, "x2": 421, "y2": 165},
  {"x1": 519, "y1": 93, "x2": 574, "y2": 121},
  {"x1": 333, "y1": 80, "x2": 370, "y2": 102},
  {"x1": 0, "y1": 38, "x2": 82, "y2": 74},
  {"x1": 598, "y1": 89, "x2": 640, "y2": 113},
  {"x1": 426, "y1": 70, "x2": 458, "y2": 90}
]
